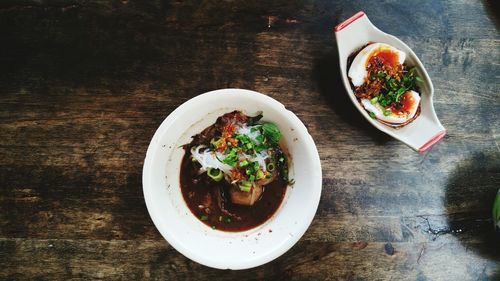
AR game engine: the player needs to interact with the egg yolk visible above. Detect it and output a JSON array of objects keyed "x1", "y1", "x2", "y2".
[
  {"x1": 390, "y1": 92, "x2": 415, "y2": 114},
  {"x1": 367, "y1": 49, "x2": 399, "y2": 68}
]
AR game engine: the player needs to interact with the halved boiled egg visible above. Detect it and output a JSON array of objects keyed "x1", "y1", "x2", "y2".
[
  {"x1": 348, "y1": 43, "x2": 406, "y2": 87},
  {"x1": 361, "y1": 90, "x2": 421, "y2": 124}
]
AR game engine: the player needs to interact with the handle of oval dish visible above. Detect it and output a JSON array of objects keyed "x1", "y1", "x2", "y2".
[
  {"x1": 334, "y1": 12, "x2": 377, "y2": 68},
  {"x1": 399, "y1": 113, "x2": 446, "y2": 153},
  {"x1": 334, "y1": 11, "x2": 367, "y2": 32},
  {"x1": 418, "y1": 130, "x2": 446, "y2": 152}
]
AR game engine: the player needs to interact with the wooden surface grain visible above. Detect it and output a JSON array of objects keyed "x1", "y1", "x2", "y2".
[{"x1": 1, "y1": 0, "x2": 499, "y2": 280}]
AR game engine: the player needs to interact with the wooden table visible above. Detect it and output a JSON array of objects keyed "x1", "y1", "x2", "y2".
[{"x1": 1, "y1": 1, "x2": 499, "y2": 280}]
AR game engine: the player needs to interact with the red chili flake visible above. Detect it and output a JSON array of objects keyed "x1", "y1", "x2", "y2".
[{"x1": 222, "y1": 124, "x2": 236, "y2": 138}]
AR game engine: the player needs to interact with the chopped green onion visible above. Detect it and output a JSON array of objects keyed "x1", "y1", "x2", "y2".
[
  {"x1": 383, "y1": 109, "x2": 392, "y2": 116},
  {"x1": 200, "y1": 215, "x2": 208, "y2": 221},
  {"x1": 387, "y1": 79, "x2": 398, "y2": 89},
  {"x1": 239, "y1": 180, "x2": 252, "y2": 192},
  {"x1": 370, "y1": 96, "x2": 379, "y2": 104},
  {"x1": 379, "y1": 96, "x2": 389, "y2": 106},
  {"x1": 224, "y1": 217, "x2": 232, "y2": 224},
  {"x1": 207, "y1": 168, "x2": 223, "y2": 181},
  {"x1": 256, "y1": 169, "x2": 265, "y2": 180},
  {"x1": 222, "y1": 148, "x2": 238, "y2": 166},
  {"x1": 368, "y1": 111, "x2": 376, "y2": 119},
  {"x1": 267, "y1": 163, "x2": 275, "y2": 172},
  {"x1": 248, "y1": 175, "x2": 255, "y2": 181},
  {"x1": 210, "y1": 138, "x2": 223, "y2": 148},
  {"x1": 239, "y1": 160, "x2": 249, "y2": 167},
  {"x1": 415, "y1": 76, "x2": 423, "y2": 82}
]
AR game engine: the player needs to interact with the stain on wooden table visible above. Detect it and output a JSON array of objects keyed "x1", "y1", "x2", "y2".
[{"x1": 0, "y1": 0, "x2": 499, "y2": 280}]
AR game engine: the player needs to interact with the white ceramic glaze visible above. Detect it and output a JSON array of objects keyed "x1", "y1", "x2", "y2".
[
  {"x1": 334, "y1": 11, "x2": 446, "y2": 152},
  {"x1": 142, "y1": 89, "x2": 322, "y2": 270}
]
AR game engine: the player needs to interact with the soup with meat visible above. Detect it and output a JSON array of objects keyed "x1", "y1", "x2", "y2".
[{"x1": 180, "y1": 111, "x2": 291, "y2": 232}]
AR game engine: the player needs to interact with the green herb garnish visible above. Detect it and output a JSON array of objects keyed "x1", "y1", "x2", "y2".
[
  {"x1": 368, "y1": 66, "x2": 421, "y2": 109},
  {"x1": 261, "y1": 123, "x2": 281, "y2": 144},
  {"x1": 222, "y1": 148, "x2": 239, "y2": 166}
]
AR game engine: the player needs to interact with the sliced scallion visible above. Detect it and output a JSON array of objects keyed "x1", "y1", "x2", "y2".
[
  {"x1": 256, "y1": 169, "x2": 265, "y2": 180},
  {"x1": 239, "y1": 180, "x2": 252, "y2": 192},
  {"x1": 267, "y1": 162, "x2": 275, "y2": 172},
  {"x1": 210, "y1": 138, "x2": 223, "y2": 148},
  {"x1": 207, "y1": 168, "x2": 223, "y2": 182}
]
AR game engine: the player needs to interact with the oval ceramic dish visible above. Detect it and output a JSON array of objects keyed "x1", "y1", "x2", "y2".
[
  {"x1": 142, "y1": 89, "x2": 322, "y2": 270},
  {"x1": 334, "y1": 11, "x2": 446, "y2": 152}
]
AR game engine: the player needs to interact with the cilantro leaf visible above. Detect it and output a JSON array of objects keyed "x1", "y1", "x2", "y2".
[{"x1": 261, "y1": 123, "x2": 281, "y2": 144}]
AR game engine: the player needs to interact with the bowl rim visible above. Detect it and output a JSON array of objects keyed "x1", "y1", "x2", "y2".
[{"x1": 142, "y1": 88, "x2": 322, "y2": 269}]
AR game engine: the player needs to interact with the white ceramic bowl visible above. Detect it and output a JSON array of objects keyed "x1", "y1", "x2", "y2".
[
  {"x1": 334, "y1": 11, "x2": 446, "y2": 152},
  {"x1": 142, "y1": 89, "x2": 322, "y2": 270}
]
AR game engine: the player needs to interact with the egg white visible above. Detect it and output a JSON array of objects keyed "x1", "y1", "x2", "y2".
[
  {"x1": 348, "y1": 43, "x2": 406, "y2": 87},
  {"x1": 361, "y1": 90, "x2": 421, "y2": 124}
]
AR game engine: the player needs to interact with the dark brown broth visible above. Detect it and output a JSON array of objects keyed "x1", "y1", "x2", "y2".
[{"x1": 180, "y1": 151, "x2": 287, "y2": 231}]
